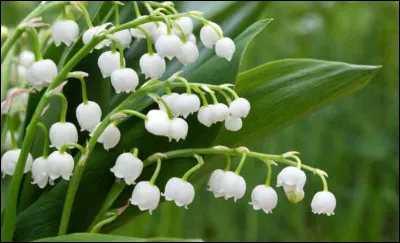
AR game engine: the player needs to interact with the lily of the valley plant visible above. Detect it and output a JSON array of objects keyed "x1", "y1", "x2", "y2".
[{"x1": 0, "y1": 1, "x2": 380, "y2": 242}]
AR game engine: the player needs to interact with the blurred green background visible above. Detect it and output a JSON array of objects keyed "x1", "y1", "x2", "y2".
[{"x1": 2, "y1": 1, "x2": 399, "y2": 242}]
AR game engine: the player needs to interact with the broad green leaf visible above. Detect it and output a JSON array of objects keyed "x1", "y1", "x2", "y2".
[
  {"x1": 14, "y1": 8, "x2": 269, "y2": 243},
  {"x1": 34, "y1": 233, "x2": 203, "y2": 242}
]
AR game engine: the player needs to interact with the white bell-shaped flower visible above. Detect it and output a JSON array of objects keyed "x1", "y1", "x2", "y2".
[
  {"x1": 210, "y1": 103, "x2": 230, "y2": 123},
  {"x1": 207, "y1": 169, "x2": 225, "y2": 198},
  {"x1": 98, "y1": 51, "x2": 125, "y2": 78},
  {"x1": 111, "y1": 28, "x2": 132, "y2": 48},
  {"x1": 130, "y1": 181, "x2": 160, "y2": 214},
  {"x1": 176, "y1": 41, "x2": 199, "y2": 65},
  {"x1": 276, "y1": 166, "x2": 307, "y2": 196},
  {"x1": 224, "y1": 116, "x2": 242, "y2": 131},
  {"x1": 92, "y1": 123, "x2": 121, "y2": 150},
  {"x1": 110, "y1": 152, "x2": 143, "y2": 185},
  {"x1": 167, "y1": 117, "x2": 188, "y2": 142},
  {"x1": 217, "y1": 171, "x2": 246, "y2": 201},
  {"x1": 197, "y1": 105, "x2": 214, "y2": 127},
  {"x1": 162, "y1": 177, "x2": 195, "y2": 208},
  {"x1": 311, "y1": 191, "x2": 336, "y2": 216},
  {"x1": 187, "y1": 33, "x2": 197, "y2": 45},
  {"x1": 47, "y1": 151, "x2": 74, "y2": 180},
  {"x1": 200, "y1": 22, "x2": 223, "y2": 48},
  {"x1": 19, "y1": 50, "x2": 35, "y2": 67},
  {"x1": 82, "y1": 23, "x2": 111, "y2": 49},
  {"x1": 31, "y1": 156, "x2": 51, "y2": 189},
  {"x1": 27, "y1": 59, "x2": 58, "y2": 90},
  {"x1": 76, "y1": 101, "x2": 102, "y2": 132},
  {"x1": 172, "y1": 17, "x2": 193, "y2": 36},
  {"x1": 1, "y1": 149, "x2": 33, "y2": 176},
  {"x1": 51, "y1": 20, "x2": 79, "y2": 47},
  {"x1": 139, "y1": 53, "x2": 166, "y2": 80},
  {"x1": 229, "y1": 98, "x2": 251, "y2": 118},
  {"x1": 111, "y1": 68, "x2": 139, "y2": 93},
  {"x1": 174, "y1": 93, "x2": 201, "y2": 118},
  {"x1": 215, "y1": 37, "x2": 236, "y2": 61},
  {"x1": 155, "y1": 33, "x2": 182, "y2": 60},
  {"x1": 49, "y1": 122, "x2": 78, "y2": 150},
  {"x1": 130, "y1": 16, "x2": 156, "y2": 39},
  {"x1": 145, "y1": 109, "x2": 169, "y2": 136},
  {"x1": 249, "y1": 185, "x2": 278, "y2": 214},
  {"x1": 151, "y1": 21, "x2": 167, "y2": 43},
  {"x1": 158, "y1": 93, "x2": 180, "y2": 117}
]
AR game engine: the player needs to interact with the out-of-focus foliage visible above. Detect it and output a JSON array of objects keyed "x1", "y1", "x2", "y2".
[{"x1": 109, "y1": 2, "x2": 399, "y2": 242}]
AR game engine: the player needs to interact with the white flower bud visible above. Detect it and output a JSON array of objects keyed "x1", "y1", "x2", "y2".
[
  {"x1": 145, "y1": 109, "x2": 169, "y2": 136},
  {"x1": 187, "y1": 33, "x2": 196, "y2": 45},
  {"x1": 47, "y1": 151, "x2": 74, "y2": 180},
  {"x1": 31, "y1": 156, "x2": 50, "y2": 189},
  {"x1": 211, "y1": 103, "x2": 230, "y2": 123},
  {"x1": 176, "y1": 41, "x2": 199, "y2": 65},
  {"x1": 130, "y1": 16, "x2": 156, "y2": 39},
  {"x1": 158, "y1": 93, "x2": 180, "y2": 117},
  {"x1": 224, "y1": 116, "x2": 242, "y2": 131},
  {"x1": 110, "y1": 152, "x2": 143, "y2": 185},
  {"x1": 98, "y1": 51, "x2": 125, "y2": 78},
  {"x1": 151, "y1": 22, "x2": 167, "y2": 43},
  {"x1": 82, "y1": 24, "x2": 111, "y2": 50},
  {"x1": 229, "y1": 98, "x2": 251, "y2": 118},
  {"x1": 249, "y1": 185, "x2": 278, "y2": 214},
  {"x1": 284, "y1": 187, "x2": 305, "y2": 204},
  {"x1": 130, "y1": 181, "x2": 160, "y2": 214},
  {"x1": 162, "y1": 177, "x2": 195, "y2": 208},
  {"x1": 215, "y1": 37, "x2": 236, "y2": 61},
  {"x1": 110, "y1": 68, "x2": 139, "y2": 94},
  {"x1": 19, "y1": 50, "x2": 35, "y2": 67},
  {"x1": 311, "y1": 191, "x2": 336, "y2": 216},
  {"x1": 167, "y1": 117, "x2": 188, "y2": 142},
  {"x1": 174, "y1": 93, "x2": 201, "y2": 118},
  {"x1": 217, "y1": 171, "x2": 246, "y2": 202},
  {"x1": 111, "y1": 28, "x2": 132, "y2": 48},
  {"x1": 49, "y1": 122, "x2": 78, "y2": 150},
  {"x1": 207, "y1": 169, "x2": 225, "y2": 198},
  {"x1": 76, "y1": 101, "x2": 102, "y2": 132},
  {"x1": 94, "y1": 123, "x2": 121, "y2": 150},
  {"x1": 1, "y1": 149, "x2": 33, "y2": 176},
  {"x1": 139, "y1": 53, "x2": 166, "y2": 80},
  {"x1": 197, "y1": 105, "x2": 214, "y2": 127},
  {"x1": 27, "y1": 59, "x2": 58, "y2": 90},
  {"x1": 200, "y1": 22, "x2": 222, "y2": 48},
  {"x1": 51, "y1": 20, "x2": 79, "y2": 47},
  {"x1": 155, "y1": 33, "x2": 182, "y2": 60},
  {"x1": 172, "y1": 17, "x2": 193, "y2": 36},
  {"x1": 276, "y1": 166, "x2": 307, "y2": 196}
]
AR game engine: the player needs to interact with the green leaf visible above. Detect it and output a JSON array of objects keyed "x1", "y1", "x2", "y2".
[
  {"x1": 14, "y1": 6, "x2": 270, "y2": 243},
  {"x1": 34, "y1": 233, "x2": 203, "y2": 242}
]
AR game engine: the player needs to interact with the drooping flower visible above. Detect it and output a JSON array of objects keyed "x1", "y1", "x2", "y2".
[
  {"x1": 173, "y1": 93, "x2": 201, "y2": 118},
  {"x1": 311, "y1": 191, "x2": 336, "y2": 216},
  {"x1": 130, "y1": 181, "x2": 161, "y2": 214},
  {"x1": 1, "y1": 149, "x2": 33, "y2": 177},
  {"x1": 27, "y1": 59, "x2": 58, "y2": 90},
  {"x1": 216, "y1": 171, "x2": 246, "y2": 202},
  {"x1": 158, "y1": 93, "x2": 180, "y2": 117},
  {"x1": 49, "y1": 122, "x2": 79, "y2": 150},
  {"x1": 207, "y1": 169, "x2": 225, "y2": 198},
  {"x1": 277, "y1": 166, "x2": 307, "y2": 203},
  {"x1": 19, "y1": 50, "x2": 35, "y2": 67},
  {"x1": 215, "y1": 37, "x2": 236, "y2": 61},
  {"x1": 172, "y1": 17, "x2": 194, "y2": 36},
  {"x1": 155, "y1": 33, "x2": 182, "y2": 60},
  {"x1": 200, "y1": 22, "x2": 223, "y2": 48},
  {"x1": 110, "y1": 152, "x2": 143, "y2": 185},
  {"x1": 111, "y1": 28, "x2": 132, "y2": 48},
  {"x1": 176, "y1": 41, "x2": 199, "y2": 65},
  {"x1": 31, "y1": 156, "x2": 52, "y2": 189},
  {"x1": 82, "y1": 23, "x2": 111, "y2": 50},
  {"x1": 51, "y1": 20, "x2": 79, "y2": 47},
  {"x1": 76, "y1": 101, "x2": 102, "y2": 132},
  {"x1": 249, "y1": 185, "x2": 278, "y2": 214},
  {"x1": 98, "y1": 51, "x2": 125, "y2": 78},
  {"x1": 47, "y1": 151, "x2": 74, "y2": 180},
  {"x1": 197, "y1": 105, "x2": 214, "y2": 127},
  {"x1": 110, "y1": 68, "x2": 139, "y2": 93},
  {"x1": 151, "y1": 21, "x2": 168, "y2": 43},
  {"x1": 210, "y1": 103, "x2": 230, "y2": 123},
  {"x1": 139, "y1": 53, "x2": 166, "y2": 80},
  {"x1": 144, "y1": 109, "x2": 170, "y2": 136},
  {"x1": 162, "y1": 177, "x2": 195, "y2": 208},
  {"x1": 91, "y1": 123, "x2": 121, "y2": 150},
  {"x1": 167, "y1": 117, "x2": 189, "y2": 142},
  {"x1": 229, "y1": 98, "x2": 251, "y2": 118},
  {"x1": 224, "y1": 116, "x2": 242, "y2": 131}
]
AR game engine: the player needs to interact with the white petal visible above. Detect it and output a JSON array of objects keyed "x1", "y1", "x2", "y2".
[
  {"x1": 49, "y1": 122, "x2": 78, "y2": 150},
  {"x1": 215, "y1": 37, "x2": 236, "y2": 61},
  {"x1": 224, "y1": 116, "x2": 242, "y2": 131},
  {"x1": 98, "y1": 51, "x2": 125, "y2": 78},
  {"x1": 200, "y1": 22, "x2": 222, "y2": 48},
  {"x1": 76, "y1": 101, "x2": 102, "y2": 132},
  {"x1": 51, "y1": 20, "x2": 79, "y2": 47},
  {"x1": 139, "y1": 53, "x2": 166, "y2": 80},
  {"x1": 111, "y1": 68, "x2": 139, "y2": 93}
]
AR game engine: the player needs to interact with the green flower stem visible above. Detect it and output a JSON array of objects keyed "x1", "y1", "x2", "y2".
[
  {"x1": 0, "y1": 1, "x2": 70, "y2": 64},
  {"x1": 191, "y1": 86, "x2": 208, "y2": 106},
  {"x1": 265, "y1": 161, "x2": 272, "y2": 187},
  {"x1": 67, "y1": 72, "x2": 88, "y2": 104},
  {"x1": 52, "y1": 93, "x2": 68, "y2": 123},
  {"x1": 145, "y1": 1, "x2": 178, "y2": 14},
  {"x1": 37, "y1": 123, "x2": 49, "y2": 158},
  {"x1": 165, "y1": 87, "x2": 172, "y2": 95},
  {"x1": 130, "y1": 147, "x2": 139, "y2": 156},
  {"x1": 234, "y1": 152, "x2": 247, "y2": 174},
  {"x1": 190, "y1": 15, "x2": 223, "y2": 39},
  {"x1": 90, "y1": 209, "x2": 119, "y2": 233},
  {"x1": 155, "y1": 12, "x2": 172, "y2": 35},
  {"x1": 114, "y1": 2, "x2": 120, "y2": 26},
  {"x1": 119, "y1": 109, "x2": 149, "y2": 121},
  {"x1": 224, "y1": 154, "x2": 231, "y2": 171},
  {"x1": 133, "y1": 1, "x2": 141, "y2": 17},
  {"x1": 150, "y1": 158, "x2": 162, "y2": 185},
  {"x1": 290, "y1": 155, "x2": 302, "y2": 169},
  {"x1": 144, "y1": 2, "x2": 154, "y2": 14},
  {"x1": 88, "y1": 180, "x2": 126, "y2": 231},
  {"x1": 27, "y1": 28, "x2": 42, "y2": 61},
  {"x1": 171, "y1": 21, "x2": 187, "y2": 43},
  {"x1": 76, "y1": 2, "x2": 93, "y2": 28},
  {"x1": 136, "y1": 26, "x2": 153, "y2": 55},
  {"x1": 208, "y1": 91, "x2": 219, "y2": 104},
  {"x1": 148, "y1": 93, "x2": 173, "y2": 119},
  {"x1": 60, "y1": 143, "x2": 86, "y2": 154},
  {"x1": 111, "y1": 41, "x2": 117, "y2": 53},
  {"x1": 182, "y1": 155, "x2": 203, "y2": 181},
  {"x1": 222, "y1": 86, "x2": 240, "y2": 99},
  {"x1": 214, "y1": 88, "x2": 232, "y2": 104},
  {"x1": 317, "y1": 171, "x2": 328, "y2": 191},
  {"x1": 175, "y1": 77, "x2": 192, "y2": 94},
  {"x1": 118, "y1": 45, "x2": 125, "y2": 68}
]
